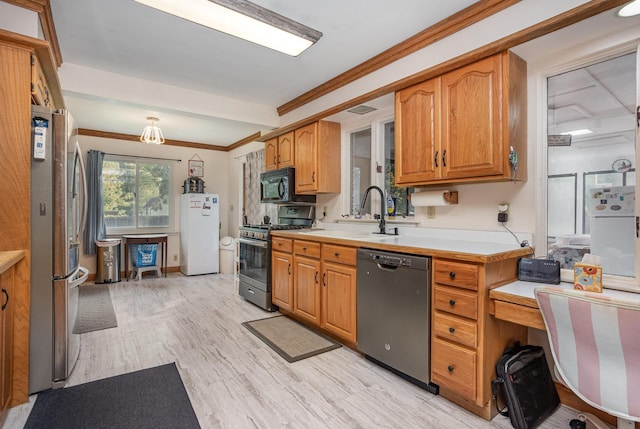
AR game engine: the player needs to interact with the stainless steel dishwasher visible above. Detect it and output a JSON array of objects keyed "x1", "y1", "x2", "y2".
[{"x1": 357, "y1": 248, "x2": 438, "y2": 394}]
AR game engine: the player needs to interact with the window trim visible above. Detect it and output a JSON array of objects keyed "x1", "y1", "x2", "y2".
[
  {"x1": 340, "y1": 107, "x2": 396, "y2": 217},
  {"x1": 103, "y1": 154, "x2": 175, "y2": 235},
  {"x1": 536, "y1": 43, "x2": 639, "y2": 292}
]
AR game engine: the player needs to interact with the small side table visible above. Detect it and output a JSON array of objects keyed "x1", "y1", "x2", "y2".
[{"x1": 123, "y1": 234, "x2": 168, "y2": 281}]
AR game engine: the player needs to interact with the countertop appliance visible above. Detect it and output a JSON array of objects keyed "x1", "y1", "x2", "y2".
[
  {"x1": 180, "y1": 193, "x2": 220, "y2": 275},
  {"x1": 589, "y1": 185, "x2": 635, "y2": 277},
  {"x1": 259, "y1": 167, "x2": 316, "y2": 204},
  {"x1": 357, "y1": 248, "x2": 437, "y2": 394},
  {"x1": 30, "y1": 105, "x2": 89, "y2": 394},
  {"x1": 238, "y1": 205, "x2": 314, "y2": 311},
  {"x1": 183, "y1": 176, "x2": 205, "y2": 194}
]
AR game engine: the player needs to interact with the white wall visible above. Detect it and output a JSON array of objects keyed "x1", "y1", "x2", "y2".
[
  {"x1": 78, "y1": 135, "x2": 232, "y2": 274},
  {"x1": 285, "y1": 3, "x2": 640, "y2": 257}
]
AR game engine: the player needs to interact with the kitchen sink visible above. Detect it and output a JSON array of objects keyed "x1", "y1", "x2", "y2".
[{"x1": 298, "y1": 230, "x2": 394, "y2": 241}]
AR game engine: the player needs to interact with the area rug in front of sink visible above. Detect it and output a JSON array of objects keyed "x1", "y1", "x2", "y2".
[{"x1": 242, "y1": 315, "x2": 341, "y2": 362}]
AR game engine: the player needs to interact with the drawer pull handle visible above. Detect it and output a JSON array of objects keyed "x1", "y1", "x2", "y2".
[
  {"x1": 334, "y1": 252, "x2": 340, "y2": 257},
  {"x1": 449, "y1": 299, "x2": 456, "y2": 306},
  {"x1": 449, "y1": 327, "x2": 455, "y2": 334},
  {"x1": 449, "y1": 272, "x2": 456, "y2": 279},
  {"x1": 303, "y1": 247, "x2": 307, "y2": 251},
  {"x1": 447, "y1": 365, "x2": 454, "y2": 373},
  {"x1": 288, "y1": 264, "x2": 291, "y2": 275},
  {"x1": 315, "y1": 272, "x2": 319, "y2": 283}
]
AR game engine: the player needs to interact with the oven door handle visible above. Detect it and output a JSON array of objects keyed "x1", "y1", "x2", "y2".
[{"x1": 238, "y1": 237, "x2": 268, "y2": 248}]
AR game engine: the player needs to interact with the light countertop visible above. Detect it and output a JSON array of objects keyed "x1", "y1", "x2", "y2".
[
  {"x1": 271, "y1": 229, "x2": 533, "y2": 263},
  {"x1": 0, "y1": 250, "x2": 26, "y2": 275}
]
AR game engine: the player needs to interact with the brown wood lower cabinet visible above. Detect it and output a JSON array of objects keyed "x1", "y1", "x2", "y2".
[
  {"x1": 0, "y1": 253, "x2": 21, "y2": 425},
  {"x1": 272, "y1": 249, "x2": 293, "y2": 312},
  {"x1": 273, "y1": 239, "x2": 357, "y2": 345},
  {"x1": 431, "y1": 257, "x2": 527, "y2": 420},
  {"x1": 320, "y1": 244, "x2": 357, "y2": 343}
]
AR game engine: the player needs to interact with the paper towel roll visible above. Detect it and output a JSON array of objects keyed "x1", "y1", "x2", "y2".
[{"x1": 410, "y1": 190, "x2": 458, "y2": 206}]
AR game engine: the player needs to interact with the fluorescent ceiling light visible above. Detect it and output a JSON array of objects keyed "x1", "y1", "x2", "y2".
[
  {"x1": 134, "y1": 0, "x2": 322, "y2": 56},
  {"x1": 561, "y1": 129, "x2": 593, "y2": 137},
  {"x1": 618, "y1": 0, "x2": 640, "y2": 17}
]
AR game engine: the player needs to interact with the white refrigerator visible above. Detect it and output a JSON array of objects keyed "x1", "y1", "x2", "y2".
[
  {"x1": 180, "y1": 193, "x2": 220, "y2": 275},
  {"x1": 589, "y1": 186, "x2": 635, "y2": 277}
]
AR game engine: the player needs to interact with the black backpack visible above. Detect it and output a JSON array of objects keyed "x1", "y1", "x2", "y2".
[{"x1": 491, "y1": 342, "x2": 560, "y2": 429}]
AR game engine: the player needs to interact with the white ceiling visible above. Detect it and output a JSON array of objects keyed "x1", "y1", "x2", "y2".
[{"x1": 49, "y1": 0, "x2": 479, "y2": 146}]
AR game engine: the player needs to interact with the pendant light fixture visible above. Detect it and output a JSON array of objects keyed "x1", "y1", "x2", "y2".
[
  {"x1": 134, "y1": 0, "x2": 322, "y2": 56},
  {"x1": 140, "y1": 116, "x2": 165, "y2": 144}
]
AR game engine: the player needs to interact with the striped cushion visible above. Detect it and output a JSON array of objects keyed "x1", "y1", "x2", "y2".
[{"x1": 535, "y1": 286, "x2": 640, "y2": 422}]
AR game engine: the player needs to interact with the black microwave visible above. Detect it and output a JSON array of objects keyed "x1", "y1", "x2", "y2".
[{"x1": 260, "y1": 167, "x2": 316, "y2": 204}]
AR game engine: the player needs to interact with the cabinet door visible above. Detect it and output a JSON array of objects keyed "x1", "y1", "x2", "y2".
[
  {"x1": 395, "y1": 78, "x2": 441, "y2": 184},
  {"x1": 441, "y1": 55, "x2": 503, "y2": 179},
  {"x1": 272, "y1": 251, "x2": 293, "y2": 311},
  {"x1": 277, "y1": 131, "x2": 294, "y2": 169},
  {"x1": 293, "y1": 255, "x2": 321, "y2": 325},
  {"x1": 0, "y1": 268, "x2": 14, "y2": 417},
  {"x1": 321, "y1": 261, "x2": 357, "y2": 343},
  {"x1": 294, "y1": 123, "x2": 318, "y2": 193},
  {"x1": 264, "y1": 137, "x2": 278, "y2": 171}
]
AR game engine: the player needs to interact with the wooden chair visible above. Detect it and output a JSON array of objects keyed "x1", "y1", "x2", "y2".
[{"x1": 535, "y1": 286, "x2": 640, "y2": 429}]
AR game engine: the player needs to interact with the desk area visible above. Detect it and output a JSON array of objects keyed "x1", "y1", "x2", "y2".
[
  {"x1": 123, "y1": 234, "x2": 168, "y2": 280},
  {"x1": 490, "y1": 280, "x2": 640, "y2": 428},
  {"x1": 490, "y1": 280, "x2": 640, "y2": 329}
]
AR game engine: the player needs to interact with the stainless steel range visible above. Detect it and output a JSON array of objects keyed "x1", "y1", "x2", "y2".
[{"x1": 238, "y1": 205, "x2": 314, "y2": 311}]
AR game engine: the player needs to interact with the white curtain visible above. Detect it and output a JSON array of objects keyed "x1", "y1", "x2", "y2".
[{"x1": 244, "y1": 150, "x2": 264, "y2": 225}]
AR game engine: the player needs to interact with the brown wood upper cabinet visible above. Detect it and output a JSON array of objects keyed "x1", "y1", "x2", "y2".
[
  {"x1": 264, "y1": 131, "x2": 294, "y2": 171},
  {"x1": 294, "y1": 121, "x2": 341, "y2": 194},
  {"x1": 395, "y1": 51, "x2": 527, "y2": 186}
]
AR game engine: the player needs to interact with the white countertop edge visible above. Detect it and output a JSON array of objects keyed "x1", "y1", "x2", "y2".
[{"x1": 493, "y1": 280, "x2": 640, "y2": 300}]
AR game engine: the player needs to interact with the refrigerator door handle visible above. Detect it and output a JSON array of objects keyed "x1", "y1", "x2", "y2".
[
  {"x1": 73, "y1": 142, "x2": 88, "y2": 241},
  {"x1": 69, "y1": 266, "x2": 89, "y2": 288}
]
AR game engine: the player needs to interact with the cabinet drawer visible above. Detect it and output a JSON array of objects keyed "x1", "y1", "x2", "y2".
[
  {"x1": 272, "y1": 237, "x2": 293, "y2": 253},
  {"x1": 433, "y1": 311, "x2": 477, "y2": 348},
  {"x1": 432, "y1": 338, "x2": 477, "y2": 402},
  {"x1": 321, "y1": 244, "x2": 356, "y2": 266},
  {"x1": 434, "y1": 286, "x2": 478, "y2": 320},
  {"x1": 294, "y1": 240, "x2": 320, "y2": 258},
  {"x1": 434, "y1": 260, "x2": 478, "y2": 290}
]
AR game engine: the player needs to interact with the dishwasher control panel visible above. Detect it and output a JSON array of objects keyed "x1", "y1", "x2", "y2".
[{"x1": 369, "y1": 253, "x2": 412, "y2": 267}]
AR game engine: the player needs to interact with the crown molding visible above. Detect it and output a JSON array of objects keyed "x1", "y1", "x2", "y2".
[
  {"x1": 78, "y1": 128, "x2": 260, "y2": 152},
  {"x1": 276, "y1": 0, "x2": 519, "y2": 116}
]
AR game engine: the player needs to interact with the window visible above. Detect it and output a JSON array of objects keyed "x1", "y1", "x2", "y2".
[
  {"x1": 103, "y1": 155, "x2": 172, "y2": 232},
  {"x1": 546, "y1": 51, "x2": 638, "y2": 287},
  {"x1": 347, "y1": 117, "x2": 413, "y2": 218}
]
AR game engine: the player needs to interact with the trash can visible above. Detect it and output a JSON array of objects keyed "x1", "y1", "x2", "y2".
[
  {"x1": 219, "y1": 236, "x2": 234, "y2": 274},
  {"x1": 95, "y1": 239, "x2": 121, "y2": 284}
]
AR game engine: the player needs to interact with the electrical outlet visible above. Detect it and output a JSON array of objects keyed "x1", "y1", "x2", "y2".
[
  {"x1": 427, "y1": 206, "x2": 436, "y2": 219},
  {"x1": 498, "y1": 203, "x2": 509, "y2": 223},
  {"x1": 173, "y1": 254, "x2": 178, "y2": 262}
]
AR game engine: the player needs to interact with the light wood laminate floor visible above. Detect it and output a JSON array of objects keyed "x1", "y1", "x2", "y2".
[{"x1": 4, "y1": 273, "x2": 577, "y2": 428}]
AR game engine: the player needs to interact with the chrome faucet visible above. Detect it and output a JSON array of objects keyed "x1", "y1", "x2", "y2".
[{"x1": 361, "y1": 185, "x2": 386, "y2": 234}]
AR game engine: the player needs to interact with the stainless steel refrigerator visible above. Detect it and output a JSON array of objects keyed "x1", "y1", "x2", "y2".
[{"x1": 29, "y1": 105, "x2": 89, "y2": 393}]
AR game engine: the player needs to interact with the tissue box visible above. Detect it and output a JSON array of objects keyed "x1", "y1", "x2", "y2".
[{"x1": 573, "y1": 263, "x2": 602, "y2": 292}]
